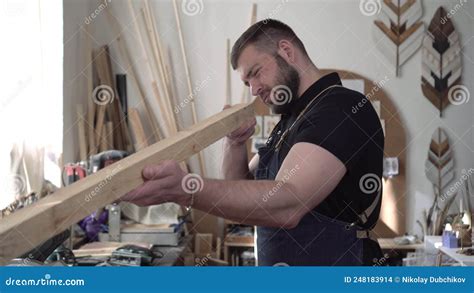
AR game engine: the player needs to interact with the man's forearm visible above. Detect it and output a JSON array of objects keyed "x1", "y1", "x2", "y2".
[
  {"x1": 193, "y1": 179, "x2": 304, "y2": 229},
  {"x1": 221, "y1": 139, "x2": 252, "y2": 180}
]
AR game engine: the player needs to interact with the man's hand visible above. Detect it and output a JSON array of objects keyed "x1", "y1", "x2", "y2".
[
  {"x1": 224, "y1": 104, "x2": 256, "y2": 146},
  {"x1": 121, "y1": 160, "x2": 192, "y2": 207}
]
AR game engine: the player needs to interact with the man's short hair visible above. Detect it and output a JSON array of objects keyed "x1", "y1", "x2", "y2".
[{"x1": 231, "y1": 19, "x2": 308, "y2": 70}]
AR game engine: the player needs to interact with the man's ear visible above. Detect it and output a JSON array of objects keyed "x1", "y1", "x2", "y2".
[{"x1": 277, "y1": 40, "x2": 295, "y2": 63}]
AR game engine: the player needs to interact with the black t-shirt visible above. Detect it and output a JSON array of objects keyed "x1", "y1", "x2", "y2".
[{"x1": 269, "y1": 72, "x2": 384, "y2": 225}]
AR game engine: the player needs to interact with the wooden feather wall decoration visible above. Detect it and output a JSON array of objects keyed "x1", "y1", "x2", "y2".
[
  {"x1": 421, "y1": 6, "x2": 463, "y2": 117},
  {"x1": 425, "y1": 127, "x2": 455, "y2": 196},
  {"x1": 424, "y1": 127, "x2": 456, "y2": 234},
  {"x1": 373, "y1": 0, "x2": 425, "y2": 77}
]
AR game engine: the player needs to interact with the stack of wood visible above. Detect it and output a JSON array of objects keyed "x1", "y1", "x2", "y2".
[
  {"x1": 77, "y1": 0, "x2": 207, "y2": 175},
  {"x1": 76, "y1": 44, "x2": 134, "y2": 163}
]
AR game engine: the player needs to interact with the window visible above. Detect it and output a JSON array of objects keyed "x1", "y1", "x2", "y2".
[{"x1": 0, "y1": 0, "x2": 63, "y2": 209}]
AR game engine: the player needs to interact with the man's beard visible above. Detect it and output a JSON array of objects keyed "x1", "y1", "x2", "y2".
[{"x1": 269, "y1": 54, "x2": 300, "y2": 114}]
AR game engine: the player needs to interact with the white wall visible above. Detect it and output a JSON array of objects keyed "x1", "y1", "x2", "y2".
[
  {"x1": 63, "y1": 0, "x2": 474, "y2": 236},
  {"x1": 63, "y1": 0, "x2": 95, "y2": 164}
]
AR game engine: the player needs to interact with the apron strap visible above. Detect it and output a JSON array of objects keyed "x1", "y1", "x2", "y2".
[
  {"x1": 349, "y1": 189, "x2": 382, "y2": 238},
  {"x1": 358, "y1": 189, "x2": 381, "y2": 225}
]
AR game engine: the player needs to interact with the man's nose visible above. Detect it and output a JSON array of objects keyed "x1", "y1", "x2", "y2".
[{"x1": 250, "y1": 81, "x2": 262, "y2": 97}]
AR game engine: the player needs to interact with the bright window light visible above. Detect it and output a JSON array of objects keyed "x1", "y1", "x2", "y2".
[{"x1": 0, "y1": 0, "x2": 63, "y2": 209}]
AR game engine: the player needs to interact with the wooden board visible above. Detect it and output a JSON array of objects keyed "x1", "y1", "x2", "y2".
[
  {"x1": 73, "y1": 241, "x2": 152, "y2": 258},
  {"x1": 128, "y1": 108, "x2": 149, "y2": 151},
  {"x1": 194, "y1": 233, "x2": 213, "y2": 255},
  {"x1": 0, "y1": 101, "x2": 255, "y2": 265}
]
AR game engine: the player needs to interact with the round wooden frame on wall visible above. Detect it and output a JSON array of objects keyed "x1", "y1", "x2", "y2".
[{"x1": 321, "y1": 69, "x2": 407, "y2": 237}]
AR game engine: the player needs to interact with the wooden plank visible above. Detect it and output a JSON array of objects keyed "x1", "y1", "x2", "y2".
[
  {"x1": 0, "y1": 101, "x2": 255, "y2": 265},
  {"x1": 106, "y1": 121, "x2": 114, "y2": 149},
  {"x1": 172, "y1": 0, "x2": 207, "y2": 176},
  {"x1": 225, "y1": 39, "x2": 231, "y2": 105},
  {"x1": 105, "y1": 4, "x2": 163, "y2": 142},
  {"x1": 195, "y1": 233, "x2": 213, "y2": 255},
  {"x1": 73, "y1": 241, "x2": 152, "y2": 258},
  {"x1": 99, "y1": 124, "x2": 107, "y2": 152},
  {"x1": 128, "y1": 108, "x2": 149, "y2": 151},
  {"x1": 76, "y1": 105, "x2": 88, "y2": 161},
  {"x1": 83, "y1": 25, "x2": 97, "y2": 155}
]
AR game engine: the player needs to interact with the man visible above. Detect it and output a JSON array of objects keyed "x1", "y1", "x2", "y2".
[{"x1": 123, "y1": 19, "x2": 384, "y2": 266}]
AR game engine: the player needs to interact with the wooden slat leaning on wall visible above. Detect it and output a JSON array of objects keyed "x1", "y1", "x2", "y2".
[{"x1": 0, "y1": 101, "x2": 255, "y2": 265}]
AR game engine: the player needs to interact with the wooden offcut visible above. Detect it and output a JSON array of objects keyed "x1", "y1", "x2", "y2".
[
  {"x1": 128, "y1": 108, "x2": 149, "y2": 151},
  {"x1": 0, "y1": 102, "x2": 255, "y2": 265},
  {"x1": 195, "y1": 233, "x2": 213, "y2": 255}
]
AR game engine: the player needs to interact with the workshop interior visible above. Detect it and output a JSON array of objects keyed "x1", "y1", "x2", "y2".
[{"x1": 0, "y1": 0, "x2": 473, "y2": 268}]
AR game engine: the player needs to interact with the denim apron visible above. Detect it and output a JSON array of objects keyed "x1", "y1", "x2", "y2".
[
  {"x1": 255, "y1": 143, "x2": 366, "y2": 266},
  {"x1": 253, "y1": 89, "x2": 383, "y2": 265}
]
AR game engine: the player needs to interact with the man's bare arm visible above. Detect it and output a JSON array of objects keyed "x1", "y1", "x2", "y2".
[
  {"x1": 195, "y1": 143, "x2": 346, "y2": 228},
  {"x1": 123, "y1": 142, "x2": 346, "y2": 229}
]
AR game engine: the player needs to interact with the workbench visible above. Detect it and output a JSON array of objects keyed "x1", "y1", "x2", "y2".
[
  {"x1": 153, "y1": 235, "x2": 192, "y2": 266},
  {"x1": 73, "y1": 235, "x2": 192, "y2": 266}
]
